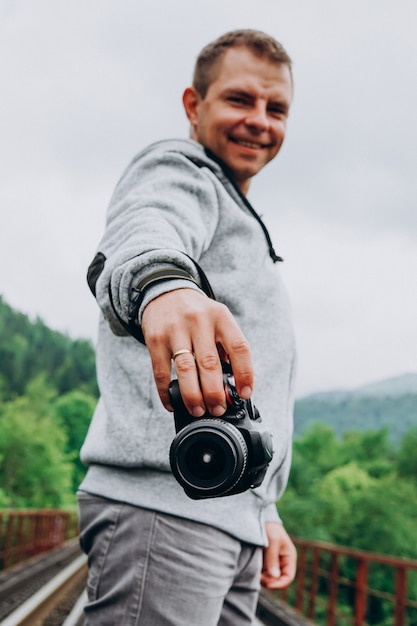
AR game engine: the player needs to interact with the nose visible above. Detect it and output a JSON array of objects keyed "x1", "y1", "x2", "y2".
[{"x1": 245, "y1": 103, "x2": 269, "y2": 131}]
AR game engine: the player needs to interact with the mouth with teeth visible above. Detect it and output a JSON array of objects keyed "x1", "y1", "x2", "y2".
[{"x1": 230, "y1": 137, "x2": 272, "y2": 150}]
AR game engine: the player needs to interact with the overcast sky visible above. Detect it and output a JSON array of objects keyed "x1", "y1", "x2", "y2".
[{"x1": 1, "y1": 0, "x2": 416, "y2": 396}]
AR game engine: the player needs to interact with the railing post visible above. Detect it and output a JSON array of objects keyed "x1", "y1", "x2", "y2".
[
  {"x1": 394, "y1": 566, "x2": 407, "y2": 626},
  {"x1": 4, "y1": 513, "x2": 15, "y2": 570},
  {"x1": 307, "y1": 546, "x2": 320, "y2": 621},
  {"x1": 354, "y1": 557, "x2": 368, "y2": 626},
  {"x1": 326, "y1": 552, "x2": 339, "y2": 626},
  {"x1": 296, "y1": 544, "x2": 307, "y2": 613},
  {"x1": 33, "y1": 511, "x2": 42, "y2": 555},
  {"x1": 0, "y1": 513, "x2": 3, "y2": 569},
  {"x1": 16, "y1": 513, "x2": 24, "y2": 565},
  {"x1": 46, "y1": 511, "x2": 54, "y2": 550}
]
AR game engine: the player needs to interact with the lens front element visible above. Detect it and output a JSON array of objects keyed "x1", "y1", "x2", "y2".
[{"x1": 170, "y1": 419, "x2": 248, "y2": 497}]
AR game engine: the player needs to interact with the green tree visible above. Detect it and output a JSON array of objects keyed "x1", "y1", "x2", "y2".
[
  {"x1": 315, "y1": 462, "x2": 376, "y2": 541},
  {"x1": 0, "y1": 377, "x2": 74, "y2": 507},
  {"x1": 288, "y1": 422, "x2": 342, "y2": 496},
  {"x1": 53, "y1": 390, "x2": 96, "y2": 491},
  {"x1": 280, "y1": 423, "x2": 417, "y2": 556},
  {"x1": 397, "y1": 426, "x2": 417, "y2": 480},
  {"x1": 345, "y1": 475, "x2": 417, "y2": 558},
  {"x1": 339, "y1": 428, "x2": 394, "y2": 478}
]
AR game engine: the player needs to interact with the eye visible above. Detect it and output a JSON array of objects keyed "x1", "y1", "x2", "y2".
[
  {"x1": 268, "y1": 104, "x2": 288, "y2": 118},
  {"x1": 228, "y1": 96, "x2": 248, "y2": 105},
  {"x1": 224, "y1": 92, "x2": 253, "y2": 107}
]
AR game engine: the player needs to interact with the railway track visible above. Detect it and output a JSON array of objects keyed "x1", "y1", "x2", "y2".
[{"x1": 0, "y1": 541, "x2": 87, "y2": 626}]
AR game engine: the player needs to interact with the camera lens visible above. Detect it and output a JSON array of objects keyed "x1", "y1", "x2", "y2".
[{"x1": 170, "y1": 419, "x2": 248, "y2": 497}]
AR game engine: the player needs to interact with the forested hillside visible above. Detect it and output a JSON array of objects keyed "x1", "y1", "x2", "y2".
[
  {"x1": 295, "y1": 374, "x2": 417, "y2": 443},
  {"x1": 0, "y1": 296, "x2": 97, "y2": 399},
  {"x1": 0, "y1": 296, "x2": 98, "y2": 507},
  {"x1": 294, "y1": 386, "x2": 417, "y2": 442}
]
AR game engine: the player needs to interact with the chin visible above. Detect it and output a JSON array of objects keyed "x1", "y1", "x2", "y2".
[{"x1": 234, "y1": 165, "x2": 264, "y2": 181}]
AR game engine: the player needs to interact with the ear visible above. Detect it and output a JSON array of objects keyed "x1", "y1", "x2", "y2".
[{"x1": 182, "y1": 87, "x2": 201, "y2": 129}]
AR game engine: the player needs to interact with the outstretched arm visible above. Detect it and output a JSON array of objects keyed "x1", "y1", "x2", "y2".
[{"x1": 261, "y1": 522, "x2": 297, "y2": 589}]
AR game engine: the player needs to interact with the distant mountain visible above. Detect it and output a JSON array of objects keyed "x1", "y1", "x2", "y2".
[
  {"x1": 303, "y1": 373, "x2": 417, "y2": 402},
  {"x1": 354, "y1": 373, "x2": 417, "y2": 398},
  {"x1": 294, "y1": 373, "x2": 417, "y2": 444}
]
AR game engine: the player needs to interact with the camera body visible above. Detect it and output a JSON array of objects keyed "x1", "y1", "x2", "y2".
[{"x1": 169, "y1": 363, "x2": 273, "y2": 500}]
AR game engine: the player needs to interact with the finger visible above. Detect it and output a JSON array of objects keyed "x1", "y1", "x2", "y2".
[
  {"x1": 215, "y1": 316, "x2": 253, "y2": 398},
  {"x1": 228, "y1": 343, "x2": 253, "y2": 399},
  {"x1": 173, "y1": 350, "x2": 206, "y2": 417},
  {"x1": 186, "y1": 330, "x2": 227, "y2": 416},
  {"x1": 277, "y1": 551, "x2": 297, "y2": 587},
  {"x1": 147, "y1": 342, "x2": 175, "y2": 411},
  {"x1": 261, "y1": 551, "x2": 295, "y2": 589},
  {"x1": 261, "y1": 566, "x2": 295, "y2": 589},
  {"x1": 261, "y1": 574, "x2": 286, "y2": 589}
]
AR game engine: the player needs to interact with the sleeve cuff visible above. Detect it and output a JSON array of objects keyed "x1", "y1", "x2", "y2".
[
  {"x1": 138, "y1": 279, "x2": 205, "y2": 322},
  {"x1": 262, "y1": 503, "x2": 282, "y2": 525}
]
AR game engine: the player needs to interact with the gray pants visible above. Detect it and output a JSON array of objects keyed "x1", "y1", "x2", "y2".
[{"x1": 78, "y1": 493, "x2": 262, "y2": 626}]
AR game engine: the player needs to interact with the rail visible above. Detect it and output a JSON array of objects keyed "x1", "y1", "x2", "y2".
[
  {"x1": 275, "y1": 537, "x2": 417, "y2": 626},
  {"x1": 0, "y1": 552, "x2": 87, "y2": 626},
  {"x1": 0, "y1": 510, "x2": 78, "y2": 571}
]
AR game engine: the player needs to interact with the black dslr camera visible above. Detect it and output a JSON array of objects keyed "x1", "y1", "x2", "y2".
[{"x1": 169, "y1": 363, "x2": 273, "y2": 500}]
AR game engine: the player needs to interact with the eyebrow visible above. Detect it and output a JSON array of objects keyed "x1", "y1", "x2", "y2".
[{"x1": 222, "y1": 88, "x2": 254, "y2": 99}]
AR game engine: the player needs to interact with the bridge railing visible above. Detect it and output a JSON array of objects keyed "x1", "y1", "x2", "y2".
[
  {"x1": 275, "y1": 537, "x2": 417, "y2": 626},
  {"x1": 0, "y1": 509, "x2": 78, "y2": 571},
  {"x1": 2, "y1": 511, "x2": 417, "y2": 625}
]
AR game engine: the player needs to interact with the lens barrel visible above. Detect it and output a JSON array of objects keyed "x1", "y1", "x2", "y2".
[{"x1": 169, "y1": 419, "x2": 248, "y2": 498}]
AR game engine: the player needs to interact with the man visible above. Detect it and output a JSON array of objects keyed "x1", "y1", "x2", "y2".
[{"x1": 79, "y1": 29, "x2": 297, "y2": 626}]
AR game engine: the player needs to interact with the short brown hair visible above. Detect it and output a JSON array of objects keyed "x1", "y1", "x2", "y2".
[{"x1": 193, "y1": 29, "x2": 292, "y2": 98}]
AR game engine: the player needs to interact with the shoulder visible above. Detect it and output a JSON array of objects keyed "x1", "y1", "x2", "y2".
[
  {"x1": 135, "y1": 138, "x2": 206, "y2": 159},
  {"x1": 126, "y1": 139, "x2": 223, "y2": 178},
  {"x1": 110, "y1": 139, "x2": 228, "y2": 208}
]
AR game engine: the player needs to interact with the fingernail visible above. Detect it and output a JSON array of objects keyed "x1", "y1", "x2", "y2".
[
  {"x1": 240, "y1": 386, "x2": 252, "y2": 399},
  {"x1": 191, "y1": 406, "x2": 205, "y2": 418},
  {"x1": 211, "y1": 405, "x2": 226, "y2": 417},
  {"x1": 270, "y1": 566, "x2": 281, "y2": 578}
]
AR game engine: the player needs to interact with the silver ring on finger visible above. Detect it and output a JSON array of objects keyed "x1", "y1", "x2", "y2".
[{"x1": 172, "y1": 349, "x2": 194, "y2": 361}]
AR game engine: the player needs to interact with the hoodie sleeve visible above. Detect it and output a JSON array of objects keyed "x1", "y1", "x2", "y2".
[{"x1": 90, "y1": 147, "x2": 221, "y2": 336}]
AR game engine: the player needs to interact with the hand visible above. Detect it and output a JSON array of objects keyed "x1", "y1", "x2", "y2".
[
  {"x1": 141, "y1": 288, "x2": 253, "y2": 416},
  {"x1": 261, "y1": 522, "x2": 297, "y2": 590}
]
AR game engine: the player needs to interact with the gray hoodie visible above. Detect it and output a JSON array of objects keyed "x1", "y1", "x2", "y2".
[{"x1": 79, "y1": 138, "x2": 296, "y2": 547}]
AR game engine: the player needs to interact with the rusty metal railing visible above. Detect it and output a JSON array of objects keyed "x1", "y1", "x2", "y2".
[
  {"x1": 0, "y1": 509, "x2": 78, "y2": 571},
  {"x1": 276, "y1": 537, "x2": 417, "y2": 626},
  {"x1": 2, "y1": 512, "x2": 417, "y2": 625}
]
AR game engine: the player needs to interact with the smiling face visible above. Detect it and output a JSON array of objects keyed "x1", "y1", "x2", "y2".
[{"x1": 183, "y1": 46, "x2": 293, "y2": 195}]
